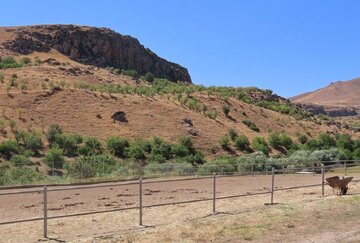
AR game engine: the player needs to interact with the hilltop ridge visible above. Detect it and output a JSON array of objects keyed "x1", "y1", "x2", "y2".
[{"x1": 0, "y1": 24, "x2": 191, "y2": 83}]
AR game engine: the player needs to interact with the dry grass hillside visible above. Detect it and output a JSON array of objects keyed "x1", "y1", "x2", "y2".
[
  {"x1": 291, "y1": 78, "x2": 360, "y2": 107},
  {"x1": 0, "y1": 51, "x2": 356, "y2": 158}
]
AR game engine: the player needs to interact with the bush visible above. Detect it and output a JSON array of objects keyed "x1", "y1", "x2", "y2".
[
  {"x1": 106, "y1": 136, "x2": 129, "y2": 157},
  {"x1": 336, "y1": 134, "x2": 353, "y2": 151},
  {"x1": 206, "y1": 110, "x2": 218, "y2": 119},
  {"x1": 10, "y1": 155, "x2": 32, "y2": 166},
  {"x1": 235, "y1": 135, "x2": 250, "y2": 151},
  {"x1": 68, "y1": 154, "x2": 119, "y2": 178},
  {"x1": 222, "y1": 105, "x2": 230, "y2": 116},
  {"x1": 0, "y1": 56, "x2": 23, "y2": 69},
  {"x1": 150, "y1": 137, "x2": 172, "y2": 160},
  {"x1": 0, "y1": 167, "x2": 44, "y2": 186},
  {"x1": 252, "y1": 137, "x2": 270, "y2": 155},
  {"x1": 311, "y1": 148, "x2": 346, "y2": 162},
  {"x1": 45, "y1": 124, "x2": 63, "y2": 145},
  {"x1": 122, "y1": 69, "x2": 139, "y2": 80},
  {"x1": 143, "y1": 72, "x2": 155, "y2": 82},
  {"x1": 318, "y1": 133, "x2": 336, "y2": 149},
  {"x1": 268, "y1": 132, "x2": 281, "y2": 149},
  {"x1": 20, "y1": 57, "x2": 32, "y2": 65},
  {"x1": 44, "y1": 148, "x2": 65, "y2": 169},
  {"x1": 54, "y1": 133, "x2": 83, "y2": 156},
  {"x1": 242, "y1": 119, "x2": 260, "y2": 132},
  {"x1": 0, "y1": 140, "x2": 19, "y2": 159},
  {"x1": 237, "y1": 152, "x2": 267, "y2": 171},
  {"x1": 78, "y1": 137, "x2": 103, "y2": 156},
  {"x1": 125, "y1": 139, "x2": 150, "y2": 160},
  {"x1": 287, "y1": 150, "x2": 312, "y2": 168},
  {"x1": 197, "y1": 159, "x2": 236, "y2": 175},
  {"x1": 17, "y1": 131, "x2": 42, "y2": 153},
  {"x1": 269, "y1": 132, "x2": 293, "y2": 151},
  {"x1": 297, "y1": 134, "x2": 308, "y2": 144},
  {"x1": 228, "y1": 128, "x2": 238, "y2": 141},
  {"x1": 219, "y1": 135, "x2": 230, "y2": 150}
]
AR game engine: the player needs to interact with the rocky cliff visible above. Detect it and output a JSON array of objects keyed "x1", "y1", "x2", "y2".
[{"x1": 1, "y1": 25, "x2": 191, "y2": 83}]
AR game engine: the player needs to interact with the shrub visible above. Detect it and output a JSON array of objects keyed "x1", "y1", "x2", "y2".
[
  {"x1": 106, "y1": 136, "x2": 129, "y2": 157},
  {"x1": 336, "y1": 134, "x2": 353, "y2": 151},
  {"x1": 311, "y1": 148, "x2": 346, "y2": 162},
  {"x1": 10, "y1": 155, "x2": 32, "y2": 166},
  {"x1": 9, "y1": 120, "x2": 16, "y2": 131},
  {"x1": 0, "y1": 56, "x2": 23, "y2": 69},
  {"x1": 297, "y1": 134, "x2": 308, "y2": 144},
  {"x1": 150, "y1": 137, "x2": 172, "y2": 160},
  {"x1": 219, "y1": 135, "x2": 230, "y2": 150},
  {"x1": 279, "y1": 133, "x2": 293, "y2": 150},
  {"x1": 15, "y1": 131, "x2": 43, "y2": 153},
  {"x1": 235, "y1": 135, "x2": 250, "y2": 151},
  {"x1": 222, "y1": 105, "x2": 230, "y2": 116},
  {"x1": 237, "y1": 151, "x2": 267, "y2": 171},
  {"x1": 228, "y1": 128, "x2": 238, "y2": 141},
  {"x1": 252, "y1": 137, "x2": 270, "y2": 155},
  {"x1": 0, "y1": 140, "x2": 19, "y2": 159},
  {"x1": 287, "y1": 150, "x2": 313, "y2": 168},
  {"x1": 268, "y1": 132, "x2": 281, "y2": 149},
  {"x1": 21, "y1": 57, "x2": 32, "y2": 65},
  {"x1": 206, "y1": 110, "x2": 218, "y2": 119},
  {"x1": 125, "y1": 139, "x2": 150, "y2": 160},
  {"x1": 318, "y1": 133, "x2": 336, "y2": 149},
  {"x1": 78, "y1": 137, "x2": 103, "y2": 156},
  {"x1": 0, "y1": 167, "x2": 44, "y2": 186},
  {"x1": 122, "y1": 69, "x2": 139, "y2": 80},
  {"x1": 197, "y1": 159, "x2": 236, "y2": 175},
  {"x1": 143, "y1": 72, "x2": 155, "y2": 82},
  {"x1": 242, "y1": 119, "x2": 260, "y2": 132},
  {"x1": 45, "y1": 124, "x2": 63, "y2": 145},
  {"x1": 44, "y1": 148, "x2": 65, "y2": 169},
  {"x1": 68, "y1": 154, "x2": 119, "y2": 178},
  {"x1": 54, "y1": 133, "x2": 83, "y2": 156}
]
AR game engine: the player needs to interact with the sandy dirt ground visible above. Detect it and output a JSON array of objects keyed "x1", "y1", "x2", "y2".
[{"x1": 0, "y1": 171, "x2": 359, "y2": 242}]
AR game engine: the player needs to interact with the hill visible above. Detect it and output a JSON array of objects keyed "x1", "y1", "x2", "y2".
[
  {"x1": 0, "y1": 24, "x2": 359, "y2": 186},
  {"x1": 290, "y1": 78, "x2": 360, "y2": 116},
  {"x1": 0, "y1": 25, "x2": 191, "y2": 83}
]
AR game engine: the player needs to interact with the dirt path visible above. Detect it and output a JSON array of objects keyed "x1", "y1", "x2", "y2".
[{"x1": 0, "y1": 172, "x2": 359, "y2": 242}]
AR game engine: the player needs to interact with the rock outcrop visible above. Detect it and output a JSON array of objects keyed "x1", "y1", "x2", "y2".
[{"x1": 2, "y1": 25, "x2": 191, "y2": 83}]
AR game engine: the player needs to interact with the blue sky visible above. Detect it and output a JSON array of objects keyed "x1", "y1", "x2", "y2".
[{"x1": 2, "y1": 0, "x2": 360, "y2": 97}]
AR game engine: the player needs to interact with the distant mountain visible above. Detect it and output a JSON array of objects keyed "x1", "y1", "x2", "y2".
[
  {"x1": 290, "y1": 78, "x2": 360, "y2": 107},
  {"x1": 290, "y1": 78, "x2": 360, "y2": 116},
  {"x1": 0, "y1": 24, "x2": 191, "y2": 83}
]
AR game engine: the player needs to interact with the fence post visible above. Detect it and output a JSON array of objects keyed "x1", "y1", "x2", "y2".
[
  {"x1": 212, "y1": 173, "x2": 216, "y2": 214},
  {"x1": 139, "y1": 178, "x2": 143, "y2": 226},
  {"x1": 321, "y1": 164, "x2": 325, "y2": 197},
  {"x1": 251, "y1": 164, "x2": 254, "y2": 177},
  {"x1": 271, "y1": 167, "x2": 275, "y2": 204},
  {"x1": 43, "y1": 186, "x2": 48, "y2": 238}
]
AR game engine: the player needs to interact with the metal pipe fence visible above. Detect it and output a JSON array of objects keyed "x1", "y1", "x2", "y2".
[{"x1": 0, "y1": 161, "x2": 359, "y2": 239}]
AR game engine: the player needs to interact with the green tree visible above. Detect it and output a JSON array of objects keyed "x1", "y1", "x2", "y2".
[
  {"x1": 235, "y1": 135, "x2": 250, "y2": 151},
  {"x1": 45, "y1": 124, "x2": 63, "y2": 145},
  {"x1": 252, "y1": 137, "x2": 270, "y2": 155},
  {"x1": 78, "y1": 137, "x2": 103, "y2": 156},
  {"x1": 219, "y1": 135, "x2": 230, "y2": 150},
  {"x1": 106, "y1": 136, "x2": 129, "y2": 157},
  {"x1": 44, "y1": 148, "x2": 65, "y2": 169}
]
